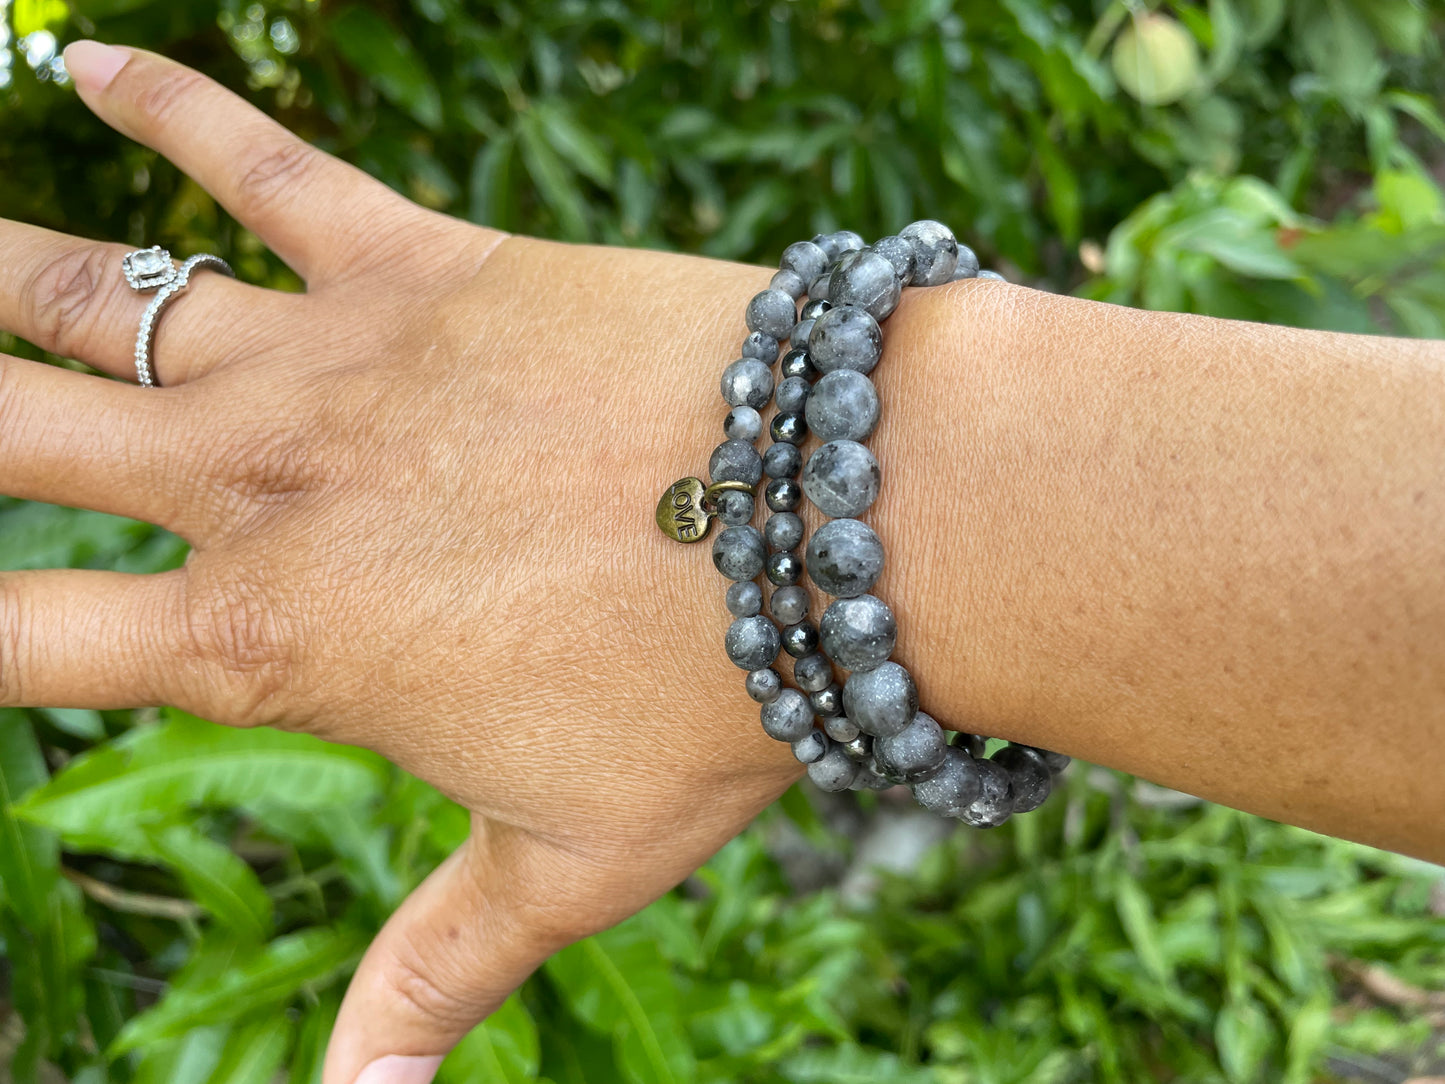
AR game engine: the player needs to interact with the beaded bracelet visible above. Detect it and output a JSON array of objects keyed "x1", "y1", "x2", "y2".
[{"x1": 656, "y1": 221, "x2": 1069, "y2": 827}]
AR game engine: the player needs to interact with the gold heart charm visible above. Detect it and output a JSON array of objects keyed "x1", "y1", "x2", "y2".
[{"x1": 656, "y1": 477, "x2": 713, "y2": 542}]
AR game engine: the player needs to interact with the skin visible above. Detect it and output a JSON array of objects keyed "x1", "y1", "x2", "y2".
[{"x1": 1, "y1": 40, "x2": 1441, "y2": 1084}]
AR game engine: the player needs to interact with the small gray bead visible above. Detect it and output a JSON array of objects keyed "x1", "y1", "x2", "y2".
[
  {"x1": 745, "y1": 667, "x2": 781, "y2": 703},
  {"x1": 770, "y1": 268, "x2": 808, "y2": 300},
  {"x1": 806, "y1": 370, "x2": 880, "y2": 444},
  {"x1": 811, "y1": 233, "x2": 842, "y2": 262},
  {"x1": 764, "y1": 478, "x2": 801, "y2": 512},
  {"x1": 849, "y1": 763, "x2": 895, "y2": 791},
  {"x1": 764, "y1": 512, "x2": 804, "y2": 552},
  {"x1": 766, "y1": 551, "x2": 802, "y2": 587},
  {"x1": 1033, "y1": 747, "x2": 1072, "y2": 773},
  {"x1": 800, "y1": 297, "x2": 831, "y2": 321},
  {"x1": 805, "y1": 518, "x2": 884, "y2": 598},
  {"x1": 720, "y1": 359, "x2": 774, "y2": 409},
  {"x1": 709, "y1": 439, "x2": 763, "y2": 486},
  {"x1": 807, "y1": 742, "x2": 859, "y2": 792},
  {"x1": 875, "y1": 710, "x2": 949, "y2": 783},
  {"x1": 762, "y1": 442, "x2": 802, "y2": 480},
  {"x1": 993, "y1": 745, "x2": 1052, "y2": 813},
  {"x1": 829, "y1": 250, "x2": 903, "y2": 321},
  {"x1": 801, "y1": 440, "x2": 881, "y2": 518},
  {"x1": 899, "y1": 219, "x2": 960, "y2": 286},
  {"x1": 774, "y1": 375, "x2": 811, "y2": 414},
  {"x1": 822, "y1": 714, "x2": 860, "y2": 742},
  {"x1": 807, "y1": 272, "x2": 831, "y2": 301},
  {"x1": 792, "y1": 729, "x2": 829, "y2": 765},
  {"x1": 780, "y1": 240, "x2": 828, "y2": 283},
  {"x1": 725, "y1": 580, "x2": 762, "y2": 617},
  {"x1": 870, "y1": 235, "x2": 917, "y2": 286},
  {"x1": 810, "y1": 681, "x2": 843, "y2": 717},
  {"x1": 746, "y1": 288, "x2": 797, "y2": 340},
  {"x1": 781, "y1": 619, "x2": 818, "y2": 658},
  {"x1": 712, "y1": 525, "x2": 765, "y2": 581},
  {"x1": 958, "y1": 758, "x2": 1013, "y2": 828},
  {"x1": 910, "y1": 748, "x2": 984, "y2": 816},
  {"x1": 761, "y1": 687, "x2": 813, "y2": 742},
  {"x1": 819, "y1": 594, "x2": 896, "y2": 672},
  {"x1": 723, "y1": 405, "x2": 763, "y2": 443},
  {"x1": 828, "y1": 230, "x2": 867, "y2": 257},
  {"x1": 716, "y1": 489, "x2": 754, "y2": 526},
  {"x1": 790, "y1": 318, "x2": 816, "y2": 349},
  {"x1": 954, "y1": 732, "x2": 988, "y2": 759},
  {"x1": 741, "y1": 330, "x2": 779, "y2": 361},
  {"x1": 725, "y1": 614, "x2": 781, "y2": 671},
  {"x1": 808, "y1": 305, "x2": 883, "y2": 375},
  {"x1": 842, "y1": 661, "x2": 917, "y2": 737},
  {"x1": 792, "y1": 651, "x2": 832, "y2": 692},
  {"x1": 780, "y1": 349, "x2": 815, "y2": 381},
  {"x1": 950, "y1": 244, "x2": 980, "y2": 281},
  {"x1": 769, "y1": 585, "x2": 808, "y2": 626},
  {"x1": 976, "y1": 269, "x2": 1006, "y2": 282}
]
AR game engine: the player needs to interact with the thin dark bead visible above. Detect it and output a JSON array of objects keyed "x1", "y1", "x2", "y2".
[
  {"x1": 779, "y1": 348, "x2": 815, "y2": 381},
  {"x1": 770, "y1": 412, "x2": 808, "y2": 446},
  {"x1": 781, "y1": 619, "x2": 818, "y2": 657},
  {"x1": 767, "y1": 550, "x2": 803, "y2": 587},
  {"x1": 800, "y1": 297, "x2": 831, "y2": 321},
  {"x1": 810, "y1": 682, "x2": 843, "y2": 717},
  {"x1": 765, "y1": 478, "x2": 801, "y2": 513}
]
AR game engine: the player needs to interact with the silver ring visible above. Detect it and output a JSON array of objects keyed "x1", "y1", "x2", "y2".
[{"x1": 121, "y1": 245, "x2": 234, "y2": 388}]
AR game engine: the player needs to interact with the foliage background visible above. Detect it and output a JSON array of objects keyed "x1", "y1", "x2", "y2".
[{"x1": 1, "y1": 0, "x2": 1444, "y2": 1081}]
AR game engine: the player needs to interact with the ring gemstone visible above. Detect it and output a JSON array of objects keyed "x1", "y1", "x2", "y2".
[{"x1": 122, "y1": 246, "x2": 177, "y2": 291}]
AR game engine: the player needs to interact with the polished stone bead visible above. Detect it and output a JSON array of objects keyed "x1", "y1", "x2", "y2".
[
  {"x1": 810, "y1": 681, "x2": 844, "y2": 717},
  {"x1": 875, "y1": 710, "x2": 949, "y2": 783},
  {"x1": 807, "y1": 272, "x2": 831, "y2": 301},
  {"x1": 745, "y1": 667, "x2": 782, "y2": 703},
  {"x1": 805, "y1": 518, "x2": 884, "y2": 598},
  {"x1": 715, "y1": 489, "x2": 754, "y2": 526},
  {"x1": 762, "y1": 441, "x2": 802, "y2": 480},
  {"x1": 950, "y1": 244, "x2": 980, "y2": 281},
  {"x1": 953, "y1": 732, "x2": 988, "y2": 760},
  {"x1": 723, "y1": 405, "x2": 763, "y2": 443},
  {"x1": 828, "y1": 230, "x2": 867, "y2": 257},
  {"x1": 720, "y1": 358, "x2": 774, "y2": 409},
  {"x1": 779, "y1": 348, "x2": 815, "y2": 381},
  {"x1": 725, "y1": 580, "x2": 763, "y2": 617},
  {"x1": 790, "y1": 318, "x2": 816, "y2": 349},
  {"x1": 770, "y1": 268, "x2": 808, "y2": 300},
  {"x1": 781, "y1": 240, "x2": 829, "y2": 283},
  {"x1": 842, "y1": 661, "x2": 918, "y2": 737},
  {"x1": 976, "y1": 269, "x2": 1006, "y2": 282},
  {"x1": 712, "y1": 525, "x2": 766, "y2": 581},
  {"x1": 807, "y1": 742, "x2": 860, "y2": 792},
  {"x1": 957, "y1": 758, "x2": 1013, "y2": 828},
  {"x1": 761, "y1": 687, "x2": 813, "y2": 742},
  {"x1": 842, "y1": 733, "x2": 874, "y2": 762},
  {"x1": 993, "y1": 745, "x2": 1052, "y2": 813},
  {"x1": 850, "y1": 763, "x2": 895, "y2": 790},
  {"x1": 806, "y1": 370, "x2": 879, "y2": 444},
  {"x1": 764, "y1": 478, "x2": 801, "y2": 512},
  {"x1": 811, "y1": 232, "x2": 842, "y2": 262},
  {"x1": 910, "y1": 747, "x2": 984, "y2": 816},
  {"x1": 792, "y1": 729, "x2": 829, "y2": 765},
  {"x1": 741, "y1": 330, "x2": 779, "y2": 361},
  {"x1": 725, "y1": 614, "x2": 781, "y2": 671},
  {"x1": 822, "y1": 714, "x2": 860, "y2": 743},
  {"x1": 1032, "y1": 747, "x2": 1072, "y2": 773},
  {"x1": 792, "y1": 651, "x2": 833, "y2": 692},
  {"x1": 770, "y1": 411, "x2": 808, "y2": 446},
  {"x1": 774, "y1": 376, "x2": 811, "y2": 414},
  {"x1": 769, "y1": 584, "x2": 808, "y2": 626},
  {"x1": 781, "y1": 620, "x2": 818, "y2": 658},
  {"x1": 819, "y1": 594, "x2": 896, "y2": 672},
  {"x1": 829, "y1": 250, "x2": 903, "y2": 321},
  {"x1": 709, "y1": 439, "x2": 763, "y2": 486},
  {"x1": 900, "y1": 219, "x2": 960, "y2": 286},
  {"x1": 808, "y1": 305, "x2": 883, "y2": 375},
  {"x1": 871, "y1": 234, "x2": 917, "y2": 286},
  {"x1": 766, "y1": 551, "x2": 803, "y2": 587},
  {"x1": 746, "y1": 288, "x2": 797, "y2": 340},
  {"x1": 800, "y1": 297, "x2": 831, "y2": 321},
  {"x1": 801, "y1": 440, "x2": 881, "y2": 518},
  {"x1": 764, "y1": 512, "x2": 804, "y2": 552}
]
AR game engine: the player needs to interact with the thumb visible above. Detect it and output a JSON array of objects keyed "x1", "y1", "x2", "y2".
[{"x1": 321, "y1": 820, "x2": 576, "y2": 1084}]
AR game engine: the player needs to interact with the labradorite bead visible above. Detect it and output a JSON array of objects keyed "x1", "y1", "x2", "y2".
[
  {"x1": 808, "y1": 305, "x2": 883, "y2": 375},
  {"x1": 976, "y1": 269, "x2": 1006, "y2": 282},
  {"x1": 771, "y1": 268, "x2": 808, "y2": 300},
  {"x1": 850, "y1": 763, "x2": 895, "y2": 791},
  {"x1": 765, "y1": 478, "x2": 801, "y2": 512},
  {"x1": 782, "y1": 620, "x2": 818, "y2": 658},
  {"x1": 801, "y1": 439, "x2": 881, "y2": 518},
  {"x1": 910, "y1": 748, "x2": 983, "y2": 816},
  {"x1": 805, "y1": 518, "x2": 884, "y2": 598},
  {"x1": 720, "y1": 358, "x2": 774, "y2": 409},
  {"x1": 806, "y1": 370, "x2": 879, "y2": 444},
  {"x1": 725, "y1": 614, "x2": 781, "y2": 671},
  {"x1": 871, "y1": 234, "x2": 917, "y2": 286},
  {"x1": 829, "y1": 250, "x2": 902, "y2": 321},
  {"x1": 875, "y1": 710, "x2": 948, "y2": 783},
  {"x1": 769, "y1": 585, "x2": 808, "y2": 626},
  {"x1": 770, "y1": 411, "x2": 807, "y2": 446},
  {"x1": 810, "y1": 681, "x2": 843, "y2": 717},
  {"x1": 712, "y1": 525, "x2": 765, "y2": 581},
  {"x1": 780, "y1": 348, "x2": 815, "y2": 381},
  {"x1": 746, "y1": 667, "x2": 781, "y2": 703},
  {"x1": 766, "y1": 551, "x2": 802, "y2": 587},
  {"x1": 725, "y1": 580, "x2": 763, "y2": 618},
  {"x1": 993, "y1": 745, "x2": 1052, "y2": 813},
  {"x1": 950, "y1": 244, "x2": 980, "y2": 281},
  {"x1": 842, "y1": 734, "x2": 874, "y2": 762},
  {"x1": 792, "y1": 651, "x2": 833, "y2": 693},
  {"x1": 900, "y1": 219, "x2": 960, "y2": 286},
  {"x1": 792, "y1": 729, "x2": 829, "y2": 765},
  {"x1": 828, "y1": 230, "x2": 867, "y2": 257},
  {"x1": 1034, "y1": 747, "x2": 1072, "y2": 773},
  {"x1": 761, "y1": 687, "x2": 813, "y2": 742},
  {"x1": 790, "y1": 318, "x2": 816, "y2": 349},
  {"x1": 764, "y1": 512, "x2": 804, "y2": 553},
  {"x1": 841, "y1": 660, "x2": 917, "y2": 737},
  {"x1": 808, "y1": 272, "x2": 831, "y2": 302},
  {"x1": 746, "y1": 288, "x2": 798, "y2": 340},
  {"x1": 823, "y1": 714, "x2": 860, "y2": 743},
  {"x1": 762, "y1": 442, "x2": 802, "y2": 480},
  {"x1": 723, "y1": 405, "x2": 763, "y2": 443},
  {"x1": 741, "y1": 330, "x2": 780, "y2": 361},
  {"x1": 781, "y1": 239, "x2": 829, "y2": 283},
  {"x1": 716, "y1": 489, "x2": 754, "y2": 526},
  {"x1": 709, "y1": 439, "x2": 763, "y2": 486},
  {"x1": 807, "y1": 742, "x2": 859, "y2": 792},
  {"x1": 958, "y1": 758, "x2": 1013, "y2": 828},
  {"x1": 811, "y1": 233, "x2": 842, "y2": 262},
  {"x1": 954, "y1": 732, "x2": 988, "y2": 760},
  {"x1": 819, "y1": 594, "x2": 896, "y2": 672},
  {"x1": 774, "y1": 376, "x2": 811, "y2": 414},
  {"x1": 800, "y1": 297, "x2": 831, "y2": 321}
]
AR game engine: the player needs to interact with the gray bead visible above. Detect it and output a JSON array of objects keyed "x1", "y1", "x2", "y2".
[
  {"x1": 781, "y1": 619, "x2": 818, "y2": 658},
  {"x1": 828, "y1": 250, "x2": 903, "y2": 321},
  {"x1": 910, "y1": 748, "x2": 983, "y2": 816},
  {"x1": 712, "y1": 525, "x2": 765, "y2": 581},
  {"x1": 958, "y1": 758, "x2": 1013, "y2": 828},
  {"x1": 807, "y1": 742, "x2": 860, "y2": 792},
  {"x1": 725, "y1": 614, "x2": 781, "y2": 671},
  {"x1": 950, "y1": 244, "x2": 980, "y2": 281},
  {"x1": 720, "y1": 359, "x2": 774, "y2": 409},
  {"x1": 806, "y1": 370, "x2": 880, "y2": 444},
  {"x1": 819, "y1": 594, "x2": 896, "y2": 672},
  {"x1": 764, "y1": 478, "x2": 801, "y2": 512},
  {"x1": 792, "y1": 651, "x2": 832, "y2": 692},
  {"x1": 792, "y1": 729, "x2": 829, "y2": 765},
  {"x1": 841, "y1": 733, "x2": 873, "y2": 762},
  {"x1": 828, "y1": 230, "x2": 867, "y2": 257},
  {"x1": 716, "y1": 489, "x2": 754, "y2": 526},
  {"x1": 811, "y1": 233, "x2": 842, "y2": 262},
  {"x1": 745, "y1": 667, "x2": 782, "y2": 703},
  {"x1": 725, "y1": 580, "x2": 762, "y2": 617},
  {"x1": 805, "y1": 518, "x2": 884, "y2": 598},
  {"x1": 770, "y1": 585, "x2": 808, "y2": 626},
  {"x1": 849, "y1": 763, "x2": 895, "y2": 791},
  {"x1": 810, "y1": 681, "x2": 843, "y2": 717},
  {"x1": 808, "y1": 305, "x2": 883, "y2": 375},
  {"x1": 770, "y1": 268, "x2": 808, "y2": 300},
  {"x1": 709, "y1": 439, "x2": 763, "y2": 486},
  {"x1": 766, "y1": 551, "x2": 802, "y2": 587},
  {"x1": 800, "y1": 297, "x2": 831, "y2": 321},
  {"x1": 780, "y1": 240, "x2": 828, "y2": 283},
  {"x1": 871, "y1": 235, "x2": 917, "y2": 286},
  {"x1": 899, "y1": 219, "x2": 960, "y2": 286},
  {"x1": 976, "y1": 269, "x2": 1006, "y2": 282},
  {"x1": 790, "y1": 318, "x2": 816, "y2": 349},
  {"x1": 954, "y1": 732, "x2": 988, "y2": 759},
  {"x1": 801, "y1": 440, "x2": 881, "y2": 518},
  {"x1": 761, "y1": 687, "x2": 813, "y2": 742},
  {"x1": 769, "y1": 411, "x2": 808, "y2": 446},
  {"x1": 762, "y1": 442, "x2": 802, "y2": 480},
  {"x1": 746, "y1": 288, "x2": 797, "y2": 341},
  {"x1": 780, "y1": 349, "x2": 816, "y2": 381},
  {"x1": 741, "y1": 330, "x2": 779, "y2": 361},
  {"x1": 764, "y1": 512, "x2": 804, "y2": 552},
  {"x1": 723, "y1": 405, "x2": 763, "y2": 443},
  {"x1": 842, "y1": 661, "x2": 917, "y2": 737},
  {"x1": 1032, "y1": 747, "x2": 1072, "y2": 773},
  {"x1": 774, "y1": 375, "x2": 811, "y2": 414},
  {"x1": 807, "y1": 272, "x2": 831, "y2": 302},
  {"x1": 822, "y1": 714, "x2": 860, "y2": 743},
  {"x1": 875, "y1": 710, "x2": 949, "y2": 783},
  {"x1": 993, "y1": 745, "x2": 1052, "y2": 813}
]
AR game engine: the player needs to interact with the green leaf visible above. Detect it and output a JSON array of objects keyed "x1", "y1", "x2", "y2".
[
  {"x1": 1113, "y1": 873, "x2": 1171, "y2": 986},
  {"x1": 533, "y1": 100, "x2": 613, "y2": 188},
  {"x1": 141, "y1": 823, "x2": 273, "y2": 940},
  {"x1": 288, "y1": 988, "x2": 341, "y2": 1084},
  {"x1": 469, "y1": 133, "x2": 517, "y2": 229},
  {"x1": 331, "y1": 7, "x2": 443, "y2": 129},
  {"x1": 0, "y1": 709, "x2": 60, "y2": 927},
  {"x1": 130, "y1": 1025, "x2": 231, "y2": 1084},
  {"x1": 209, "y1": 1013, "x2": 295, "y2": 1084},
  {"x1": 517, "y1": 113, "x2": 589, "y2": 241},
  {"x1": 1215, "y1": 994, "x2": 1274, "y2": 1083},
  {"x1": 438, "y1": 994, "x2": 540, "y2": 1083},
  {"x1": 12, "y1": 0, "x2": 68, "y2": 35},
  {"x1": 778, "y1": 1044, "x2": 935, "y2": 1083},
  {"x1": 37, "y1": 707, "x2": 105, "y2": 741}
]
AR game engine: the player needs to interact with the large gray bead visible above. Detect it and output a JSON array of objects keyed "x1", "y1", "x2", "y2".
[
  {"x1": 958, "y1": 758, "x2": 1013, "y2": 828},
  {"x1": 725, "y1": 580, "x2": 762, "y2": 617},
  {"x1": 993, "y1": 745, "x2": 1052, "y2": 813},
  {"x1": 875, "y1": 710, "x2": 949, "y2": 783},
  {"x1": 761, "y1": 688, "x2": 813, "y2": 742},
  {"x1": 712, "y1": 525, "x2": 765, "y2": 581},
  {"x1": 829, "y1": 250, "x2": 902, "y2": 321},
  {"x1": 715, "y1": 489, "x2": 754, "y2": 526},
  {"x1": 745, "y1": 667, "x2": 781, "y2": 703},
  {"x1": 822, "y1": 714, "x2": 860, "y2": 743},
  {"x1": 910, "y1": 747, "x2": 983, "y2": 816},
  {"x1": 806, "y1": 741, "x2": 859, "y2": 792},
  {"x1": 806, "y1": 370, "x2": 880, "y2": 444},
  {"x1": 746, "y1": 288, "x2": 797, "y2": 340},
  {"x1": 805, "y1": 518, "x2": 884, "y2": 598},
  {"x1": 819, "y1": 594, "x2": 896, "y2": 672},
  {"x1": 769, "y1": 584, "x2": 808, "y2": 626},
  {"x1": 792, "y1": 651, "x2": 833, "y2": 692},
  {"x1": 842, "y1": 661, "x2": 917, "y2": 737},
  {"x1": 827, "y1": 230, "x2": 867, "y2": 257},
  {"x1": 808, "y1": 306, "x2": 883, "y2": 375},
  {"x1": 871, "y1": 235, "x2": 917, "y2": 286},
  {"x1": 774, "y1": 376, "x2": 811, "y2": 415},
  {"x1": 791, "y1": 729, "x2": 828, "y2": 765},
  {"x1": 899, "y1": 219, "x2": 960, "y2": 286},
  {"x1": 770, "y1": 268, "x2": 807, "y2": 300},
  {"x1": 723, "y1": 405, "x2": 763, "y2": 443},
  {"x1": 801, "y1": 440, "x2": 880, "y2": 518},
  {"x1": 741, "y1": 331, "x2": 779, "y2": 361},
  {"x1": 780, "y1": 240, "x2": 828, "y2": 283},
  {"x1": 725, "y1": 615, "x2": 780, "y2": 671},
  {"x1": 720, "y1": 359, "x2": 774, "y2": 409},
  {"x1": 764, "y1": 512, "x2": 804, "y2": 553},
  {"x1": 709, "y1": 439, "x2": 763, "y2": 486},
  {"x1": 950, "y1": 244, "x2": 980, "y2": 281}
]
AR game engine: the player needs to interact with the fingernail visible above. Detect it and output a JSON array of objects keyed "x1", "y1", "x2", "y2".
[
  {"x1": 352, "y1": 1055, "x2": 445, "y2": 1084},
  {"x1": 62, "y1": 40, "x2": 129, "y2": 93}
]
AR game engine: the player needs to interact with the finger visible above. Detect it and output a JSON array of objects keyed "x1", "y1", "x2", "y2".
[
  {"x1": 0, "y1": 568, "x2": 186, "y2": 709},
  {"x1": 0, "y1": 218, "x2": 290, "y2": 385},
  {"x1": 65, "y1": 41, "x2": 411, "y2": 285}
]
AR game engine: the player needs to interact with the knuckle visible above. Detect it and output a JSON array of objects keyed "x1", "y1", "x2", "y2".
[
  {"x1": 0, "y1": 577, "x2": 27, "y2": 705},
  {"x1": 383, "y1": 940, "x2": 484, "y2": 1031},
  {"x1": 22, "y1": 246, "x2": 116, "y2": 358},
  {"x1": 234, "y1": 139, "x2": 318, "y2": 214},
  {"x1": 130, "y1": 67, "x2": 210, "y2": 133},
  {"x1": 181, "y1": 576, "x2": 294, "y2": 727}
]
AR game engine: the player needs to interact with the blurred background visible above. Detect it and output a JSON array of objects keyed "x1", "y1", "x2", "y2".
[{"x1": 1, "y1": 1, "x2": 1444, "y2": 1082}]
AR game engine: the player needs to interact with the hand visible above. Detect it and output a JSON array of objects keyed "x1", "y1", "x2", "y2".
[{"x1": 5, "y1": 42, "x2": 811, "y2": 1084}]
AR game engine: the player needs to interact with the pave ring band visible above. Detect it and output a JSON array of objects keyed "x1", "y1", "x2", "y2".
[{"x1": 122, "y1": 246, "x2": 234, "y2": 388}]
